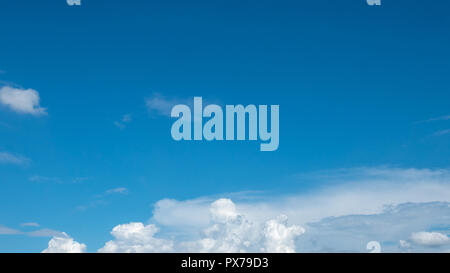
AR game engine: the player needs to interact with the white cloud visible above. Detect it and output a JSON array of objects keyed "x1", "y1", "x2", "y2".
[
  {"x1": 42, "y1": 233, "x2": 86, "y2": 253},
  {"x1": 98, "y1": 222, "x2": 173, "y2": 253},
  {"x1": 410, "y1": 232, "x2": 450, "y2": 247},
  {"x1": 0, "y1": 152, "x2": 30, "y2": 165},
  {"x1": 263, "y1": 215, "x2": 305, "y2": 253},
  {"x1": 0, "y1": 86, "x2": 47, "y2": 116},
  {"x1": 179, "y1": 199, "x2": 303, "y2": 253}
]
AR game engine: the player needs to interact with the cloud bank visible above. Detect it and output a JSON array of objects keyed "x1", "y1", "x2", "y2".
[{"x1": 42, "y1": 167, "x2": 450, "y2": 253}]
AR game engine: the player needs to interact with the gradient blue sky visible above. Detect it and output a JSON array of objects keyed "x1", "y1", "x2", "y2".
[{"x1": 0, "y1": 0, "x2": 450, "y2": 252}]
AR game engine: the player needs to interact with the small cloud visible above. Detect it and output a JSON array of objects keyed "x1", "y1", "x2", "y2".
[
  {"x1": 432, "y1": 129, "x2": 450, "y2": 137},
  {"x1": 0, "y1": 86, "x2": 47, "y2": 116},
  {"x1": 114, "y1": 114, "x2": 132, "y2": 130},
  {"x1": 20, "y1": 222, "x2": 40, "y2": 228},
  {"x1": 0, "y1": 152, "x2": 30, "y2": 166},
  {"x1": 105, "y1": 187, "x2": 129, "y2": 195}
]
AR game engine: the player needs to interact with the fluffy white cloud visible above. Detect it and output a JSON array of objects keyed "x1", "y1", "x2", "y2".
[
  {"x1": 98, "y1": 199, "x2": 304, "y2": 253},
  {"x1": 98, "y1": 222, "x2": 173, "y2": 253},
  {"x1": 410, "y1": 232, "x2": 450, "y2": 247},
  {"x1": 0, "y1": 86, "x2": 47, "y2": 115},
  {"x1": 42, "y1": 233, "x2": 86, "y2": 253},
  {"x1": 263, "y1": 215, "x2": 304, "y2": 253},
  {"x1": 0, "y1": 152, "x2": 30, "y2": 165}
]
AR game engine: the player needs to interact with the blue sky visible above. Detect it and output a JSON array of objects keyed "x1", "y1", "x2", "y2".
[{"x1": 0, "y1": 0, "x2": 450, "y2": 252}]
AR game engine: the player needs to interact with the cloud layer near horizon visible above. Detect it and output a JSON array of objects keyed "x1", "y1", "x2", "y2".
[{"x1": 41, "y1": 167, "x2": 450, "y2": 253}]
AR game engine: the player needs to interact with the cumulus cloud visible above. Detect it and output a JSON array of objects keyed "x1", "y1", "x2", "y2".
[
  {"x1": 98, "y1": 223, "x2": 173, "y2": 253},
  {"x1": 42, "y1": 233, "x2": 86, "y2": 253},
  {"x1": 98, "y1": 199, "x2": 304, "y2": 253},
  {"x1": 0, "y1": 152, "x2": 30, "y2": 165},
  {"x1": 410, "y1": 232, "x2": 450, "y2": 247},
  {"x1": 0, "y1": 86, "x2": 47, "y2": 116}
]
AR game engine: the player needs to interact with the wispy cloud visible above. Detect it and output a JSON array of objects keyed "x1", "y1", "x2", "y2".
[
  {"x1": 0, "y1": 225, "x2": 22, "y2": 235},
  {"x1": 0, "y1": 86, "x2": 47, "y2": 116},
  {"x1": 432, "y1": 129, "x2": 450, "y2": 137},
  {"x1": 416, "y1": 115, "x2": 450, "y2": 124},
  {"x1": 1, "y1": 223, "x2": 65, "y2": 238},
  {"x1": 114, "y1": 114, "x2": 132, "y2": 130},
  {"x1": 29, "y1": 175, "x2": 89, "y2": 184},
  {"x1": 145, "y1": 93, "x2": 192, "y2": 117},
  {"x1": 105, "y1": 187, "x2": 129, "y2": 195},
  {"x1": 0, "y1": 152, "x2": 30, "y2": 165},
  {"x1": 20, "y1": 222, "x2": 40, "y2": 228},
  {"x1": 77, "y1": 187, "x2": 129, "y2": 211},
  {"x1": 28, "y1": 228, "x2": 65, "y2": 238}
]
